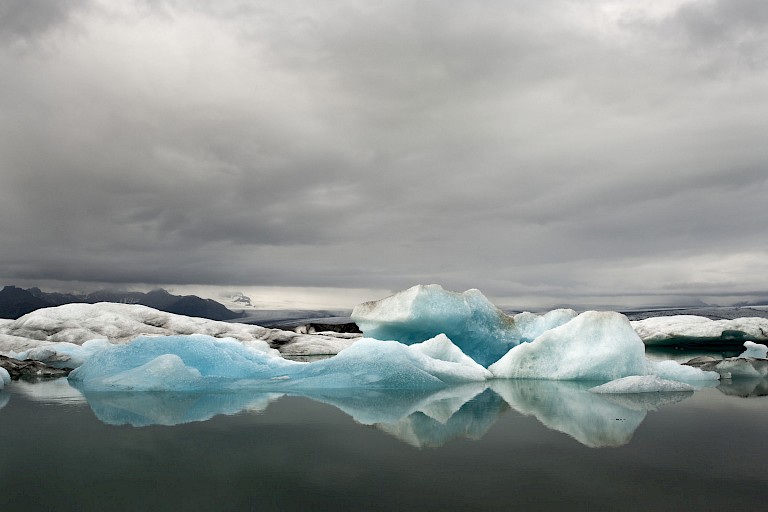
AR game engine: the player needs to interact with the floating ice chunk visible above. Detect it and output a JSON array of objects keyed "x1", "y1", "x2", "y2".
[
  {"x1": 489, "y1": 311, "x2": 647, "y2": 380},
  {"x1": 69, "y1": 335, "x2": 295, "y2": 391},
  {"x1": 647, "y1": 360, "x2": 719, "y2": 383},
  {"x1": 739, "y1": 341, "x2": 768, "y2": 359},
  {"x1": 590, "y1": 375, "x2": 695, "y2": 394},
  {"x1": 684, "y1": 355, "x2": 768, "y2": 379},
  {"x1": 0, "y1": 366, "x2": 10, "y2": 389},
  {"x1": 69, "y1": 334, "x2": 490, "y2": 392},
  {"x1": 352, "y1": 285, "x2": 519, "y2": 366},
  {"x1": 715, "y1": 358, "x2": 768, "y2": 379},
  {"x1": 631, "y1": 315, "x2": 768, "y2": 346}
]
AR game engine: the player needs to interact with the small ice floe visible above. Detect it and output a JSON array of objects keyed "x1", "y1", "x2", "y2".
[{"x1": 684, "y1": 342, "x2": 768, "y2": 379}]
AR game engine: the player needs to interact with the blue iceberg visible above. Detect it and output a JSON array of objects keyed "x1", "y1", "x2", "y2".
[
  {"x1": 68, "y1": 333, "x2": 491, "y2": 392},
  {"x1": 352, "y1": 284, "x2": 575, "y2": 366}
]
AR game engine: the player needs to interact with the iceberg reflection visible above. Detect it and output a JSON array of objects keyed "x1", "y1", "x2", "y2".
[
  {"x1": 490, "y1": 380, "x2": 691, "y2": 448},
  {"x1": 717, "y1": 377, "x2": 768, "y2": 398},
  {"x1": 65, "y1": 379, "x2": 699, "y2": 449},
  {"x1": 80, "y1": 390, "x2": 284, "y2": 427},
  {"x1": 373, "y1": 387, "x2": 509, "y2": 448}
]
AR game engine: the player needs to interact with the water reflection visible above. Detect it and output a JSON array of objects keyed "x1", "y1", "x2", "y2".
[
  {"x1": 717, "y1": 378, "x2": 768, "y2": 398},
  {"x1": 8, "y1": 377, "x2": 766, "y2": 448},
  {"x1": 491, "y1": 380, "x2": 687, "y2": 448},
  {"x1": 373, "y1": 387, "x2": 509, "y2": 448}
]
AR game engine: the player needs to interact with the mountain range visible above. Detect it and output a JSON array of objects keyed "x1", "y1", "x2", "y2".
[{"x1": 0, "y1": 286, "x2": 243, "y2": 321}]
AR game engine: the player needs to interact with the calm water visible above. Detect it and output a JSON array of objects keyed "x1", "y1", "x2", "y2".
[{"x1": 1, "y1": 377, "x2": 767, "y2": 511}]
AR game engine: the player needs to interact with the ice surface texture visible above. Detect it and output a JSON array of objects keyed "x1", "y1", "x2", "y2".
[
  {"x1": 352, "y1": 284, "x2": 575, "y2": 366},
  {"x1": 69, "y1": 334, "x2": 491, "y2": 392}
]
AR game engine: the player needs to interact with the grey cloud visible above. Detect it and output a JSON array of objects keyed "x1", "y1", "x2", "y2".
[
  {"x1": 0, "y1": 0, "x2": 766, "y2": 305},
  {"x1": 0, "y1": 0, "x2": 90, "y2": 43}
]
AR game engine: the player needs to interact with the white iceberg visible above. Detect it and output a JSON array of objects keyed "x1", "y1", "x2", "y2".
[
  {"x1": 589, "y1": 375, "x2": 695, "y2": 394},
  {"x1": 646, "y1": 360, "x2": 719, "y2": 383},
  {"x1": 352, "y1": 284, "x2": 574, "y2": 366},
  {"x1": 0, "y1": 302, "x2": 355, "y2": 358},
  {"x1": 632, "y1": 315, "x2": 768, "y2": 346},
  {"x1": 489, "y1": 311, "x2": 648, "y2": 380},
  {"x1": 739, "y1": 341, "x2": 768, "y2": 359}
]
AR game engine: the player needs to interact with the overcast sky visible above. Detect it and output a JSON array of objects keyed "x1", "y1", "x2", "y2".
[{"x1": 1, "y1": 0, "x2": 766, "y2": 308}]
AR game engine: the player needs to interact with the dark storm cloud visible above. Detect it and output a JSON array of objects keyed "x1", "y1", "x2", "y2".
[
  {"x1": 0, "y1": 0, "x2": 90, "y2": 42},
  {"x1": 0, "y1": 0, "x2": 766, "y2": 304}
]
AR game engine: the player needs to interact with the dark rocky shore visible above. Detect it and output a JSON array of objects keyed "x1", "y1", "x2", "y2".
[{"x1": 0, "y1": 355, "x2": 71, "y2": 380}]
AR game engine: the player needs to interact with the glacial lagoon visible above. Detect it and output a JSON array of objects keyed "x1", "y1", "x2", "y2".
[{"x1": 1, "y1": 375, "x2": 766, "y2": 511}]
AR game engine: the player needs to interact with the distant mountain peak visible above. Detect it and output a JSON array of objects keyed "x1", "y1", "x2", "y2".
[{"x1": 0, "y1": 286, "x2": 243, "y2": 321}]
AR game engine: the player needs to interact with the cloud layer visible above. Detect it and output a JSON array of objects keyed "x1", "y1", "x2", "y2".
[{"x1": 1, "y1": 0, "x2": 767, "y2": 305}]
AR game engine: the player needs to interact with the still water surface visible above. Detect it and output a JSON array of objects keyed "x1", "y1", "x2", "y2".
[{"x1": 1, "y1": 377, "x2": 766, "y2": 511}]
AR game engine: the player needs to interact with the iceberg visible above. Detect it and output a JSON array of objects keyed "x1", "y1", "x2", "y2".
[
  {"x1": 0, "y1": 302, "x2": 354, "y2": 358},
  {"x1": 646, "y1": 360, "x2": 719, "y2": 383},
  {"x1": 489, "y1": 311, "x2": 648, "y2": 380},
  {"x1": 684, "y1": 353, "x2": 768, "y2": 379},
  {"x1": 740, "y1": 341, "x2": 768, "y2": 359},
  {"x1": 632, "y1": 315, "x2": 768, "y2": 346},
  {"x1": 69, "y1": 334, "x2": 491, "y2": 392},
  {"x1": 351, "y1": 284, "x2": 574, "y2": 366}
]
